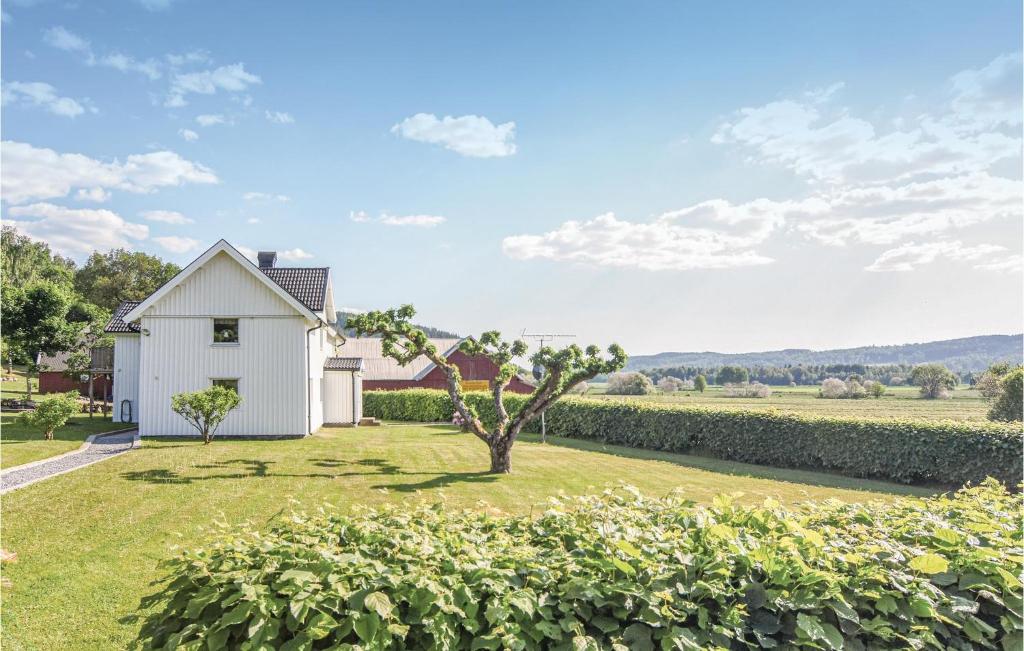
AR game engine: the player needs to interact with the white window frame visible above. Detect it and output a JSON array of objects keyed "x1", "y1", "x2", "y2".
[
  {"x1": 211, "y1": 317, "x2": 241, "y2": 346},
  {"x1": 211, "y1": 377, "x2": 241, "y2": 394}
]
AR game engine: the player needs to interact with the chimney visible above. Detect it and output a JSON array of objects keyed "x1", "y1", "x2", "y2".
[{"x1": 257, "y1": 251, "x2": 277, "y2": 269}]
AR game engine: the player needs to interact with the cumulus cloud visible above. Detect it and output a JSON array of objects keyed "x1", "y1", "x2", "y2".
[
  {"x1": 279, "y1": 248, "x2": 313, "y2": 261},
  {"x1": 42, "y1": 27, "x2": 161, "y2": 80},
  {"x1": 140, "y1": 210, "x2": 193, "y2": 224},
  {"x1": 503, "y1": 209, "x2": 775, "y2": 271},
  {"x1": 99, "y1": 52, "x2": 161, "y2": 80},
  {"x1": 167, "y1": 63, "x2": 260, "y2": 107},
  {"x1": 42, "y1": 26, "x2": 91, "y2": 54},
  {"x1": 178, "y1": 128, "x2": 199, "y2": 141},
  {"x1": 1, "y1": 140, "x2": 218, "y2": 205},
  {"x1": 265, "y1": 110, "x2": 294, "y2": 124},
  {"x1": 75, "y1": 187, "x2": 111, "y2": 202},
  {"x1": 349, "y1": 210, "x2": 446, "y2": 227},
  {"x1": 153, "y1": 235, "x2": 200, "y2": 253},
  {"x1": 1, "y1": 81, "x2": 91, "y2": 117},
  {"x1": 243, "y1": 192, "x2": 289, "y2": 202},
  {"x1": 865, "y1": 241, "x2": 1008, "y2": 272},
  {"x1": 391, "y1": 113, "x2": 516, "y2": 157},
  {"x1": 5, "y1": 203, "x2": 148, "y2": 256},
  {"x1": 712, "y1": 54, "x2": 1022, "y2": 185},
  {"x1": 195, "y1": 113, "x2": 225, "y2": 127}
]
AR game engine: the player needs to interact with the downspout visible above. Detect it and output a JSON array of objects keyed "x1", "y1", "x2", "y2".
[
  {"x1": 352, "y1": 370, "x2": 358, "y2": 425},
  {"x1": 305, "y1": 320, "x2": 324, "y2": 435}
]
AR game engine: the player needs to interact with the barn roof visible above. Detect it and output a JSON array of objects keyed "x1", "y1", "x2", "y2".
[
  {"x1": 324, "y1": 357, "x2": 363, "y2": 371},
  {"x1": 336, "y1": 338, "x2": 464, "y2": 381},
  {"x1": 104, "y1": 301, "x2": 142, "y2": 333}
]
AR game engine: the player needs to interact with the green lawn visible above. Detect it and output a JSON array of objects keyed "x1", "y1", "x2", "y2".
[
  {"x1": 1, "y1": 413, "x2": 131, "y2": 469},
  {"x1": 587, "y1": 384, "x2": 990, "y2": 421},
  {"x1": 0, "y1": 423, "x2": 932, "y2": 650}
]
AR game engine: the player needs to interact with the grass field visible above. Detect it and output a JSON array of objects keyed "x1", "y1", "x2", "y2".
[
  {"x1": 0, "y1": 423, "x2": 933, "y2": 650},
  {"x1": 587, "y1": 383, "x2": 990, "y2": 421},
  {"x1": 1, "y1": 368, "x2": 126, "y2": 469}
]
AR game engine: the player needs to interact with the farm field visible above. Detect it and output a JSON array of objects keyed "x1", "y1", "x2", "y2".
[
  {"x1": 0, "y1": 423, "x2": 933, "y2": 650},
  {"x1": 586, "y1": 383, "x2": 991, "y2": 421}
]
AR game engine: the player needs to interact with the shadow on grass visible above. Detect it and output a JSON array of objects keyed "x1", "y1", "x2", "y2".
[
  {"x1": 516, "y1": 433, "x2": 939, "y2": 497},
  {"x1": 371, "y1": 470, "x2": 498, "y2": 492}
]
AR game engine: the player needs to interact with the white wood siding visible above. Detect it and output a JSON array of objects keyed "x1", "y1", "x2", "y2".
[
  {"x1": 306, "y1": 326, "x2": 333, "y2": 432},
  {"x1": 138, "y1": 315, "x2": 307, "y2": 436},
  {"x1": 112, "y1": 334, "x2": 140, "y2": 423},
  {"x1": 323, "y1": 371, "x2": 355, "y2": 424},
  {"x1": 146, "y1": 251, "x2": 297, "y2": 317}
]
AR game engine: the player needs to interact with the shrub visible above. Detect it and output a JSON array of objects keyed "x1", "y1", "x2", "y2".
[
  {"x1": 723, "y1": 381, "x2": 771, "y2": 398},
  {"x1": 910, "y1": 364, "x2": 957, "y2": 399},
  {"x1": 656, "y1": 376, "x2": 686, "y2": 392},
  {"x1": 16, "y1": 391, "x2": 78, "y2": 440},
  {"x1": 865, "y1": 379, "x2": 887, "y2": 398},
  {"x1": 138, "y1": 482, "x2": 1023, "y2": 651},
  {"x1": 569, "y1": 381, "x2": 589, "y2": 395},
  {"x1": 363, "y1": 390, "x2": 1023, "y2": 487},
  {"x1": 890, "y1": 376, "x2": 905, "y2": 386},
  {"x1": 988, "y1": 368, "x2": 1023, "y2": 422},
  {"x1": 605, "y1": 372, "x2": 655, "y2": 395},
  {"x1": 819, "y1": 377, "x2": 870, "y2": 399},
  {"x1": 170, "y1": 386, "x2": 242, "y2": 444}
]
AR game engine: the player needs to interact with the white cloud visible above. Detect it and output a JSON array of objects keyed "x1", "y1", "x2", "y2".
[
  {"x1": 243, "y1": 192, "x2": 290, "y2": 202},
  {"x1": 265, "y1": 110, "x2": 294, "y2": 124},
  {"x1": 1, "y1": 81, "x2": 91, "y2": 117},
  {"x1": 503, "y1": 210, "x2": 775, "y2": 271},
  {"x1": 1, "y1": 140, "x2": 219, "y2": 205},
  {"x1": 195, "y1": 113, "x2": 225, "y2": 127},
  {"x1": 865, "y1": 241, "x2": 1008, "y2": 272},
  {"x1": 136, "y1": 0, "x2": 176, "y2": 10},
  {"x1": 279, "y1": 248, "x2": 313, "y2": 261},
  {"x1": 165, "y1": 50, "x2": 211, "y2": 67},
  {"x1": 5, "y1": 203, "x2": 148, "y2": 256},
  {"x1": 153, "y1": 235, "x2": 200, "y2": 253},
  {"x1": 167, "y1": 63, "x2": 260, "y2": 107},
  {"x1": 349, "y1": 210, "x2": 447, "y2": 227},
  {"x1": 712, "y1": 54, "x2": 1023, "y2": 185},
  {"x1": 42, "y1": 26, "x2": 91, "y2": 54},
  {"x1": 75, "y1": 187, "x2": 111, "y2": 202},
  {"x1": 246, "y1": 217, "x2": 261, "y2": 224},
  {"x1": 140, "y1": 210, "x2": 193, "y2": 224},
  {"x1": 974, "y1": 254, "x2": 1023, "y2": 273},
  {"x1": 99, "y1": 53, "x2": 161, "y2": 80},
  {"x1": 178, "y1": 128, "x2": 199, "y2": 141},
  {"x1": 391, "y1": 113, "x2": 516, "y2": 157},
  {"x1": 379, "y1": 213, "x2": 447, "y2": 227}
]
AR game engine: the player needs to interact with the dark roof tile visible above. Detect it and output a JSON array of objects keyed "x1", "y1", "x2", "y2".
[
  {"x1": 104, "y1": 301, "x2": 142, "y2": 333},
  {"x1": 262, "y1": 267, "x2": 329, "y2": 312},
  {"x1": 324, "y1": 357, "x2": 363, "y2": 371}
]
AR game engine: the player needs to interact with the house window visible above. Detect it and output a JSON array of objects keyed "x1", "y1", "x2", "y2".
[
  {"x1": 212, "y1": 378, "x2": 239, "y2": 393},
  {"x1": 213, "y1": 318, "x2": 239, "y2": 344}
]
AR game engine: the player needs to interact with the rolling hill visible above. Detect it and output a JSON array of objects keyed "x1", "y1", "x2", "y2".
[{"x1": 624, "y1": 334, "x2": 1023, "y2": 373}]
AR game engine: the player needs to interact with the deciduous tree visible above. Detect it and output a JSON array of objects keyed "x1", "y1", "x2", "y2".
[
  {"x1": 349, "y1": 305, "x2": 626, "y2": 473},
  {"x1": 1, "y1": 281, "x2": 80, "y2": 398},
  {"x1": 17, "y1": 392, "x2": 79, "y2": 440},
  {"x1": 74, "y1": 249, "x2": 180, "y2": 311},
  {"x1": 694, "y1": 374, "x2": 707, "y2": 393},
  {"x1": 910, "y1": 364, "x2": 957, "y2": 399}
]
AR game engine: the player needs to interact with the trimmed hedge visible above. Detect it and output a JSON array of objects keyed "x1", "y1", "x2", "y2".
[
  {"x1": 364, "y1": 390, "x2": 1023, "y2": 488},
  {"x1": 139, "y1": 483, "x2": 1023, "y2": 649}
]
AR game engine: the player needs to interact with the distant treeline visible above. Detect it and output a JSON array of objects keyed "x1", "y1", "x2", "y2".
[{"x1": 639, "y1": 363, "x2": 976, "y2": 386}]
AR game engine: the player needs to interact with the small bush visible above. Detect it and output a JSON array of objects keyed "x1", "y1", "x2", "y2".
[
  {"x1": 819, "y1": 377, "x2": 868, "y2": 399},
  {"x1": 723, "y1": 381, "x2": 771, "y2": 398},
  {"x1": 988, "y1": 368, "x2": 1023, "y2": 422},
  {"x1": 138, "y1": 482, "x2": 1024, "y2": 650},
  {"x1": 17, "y1": 391, "x2": 78, "y2": 440},
  {"x1": 865, "y1": 379, "x2": 887, "y2": 398},
  {"x1": 605, "y1": 372, "x2": 655, "y2": 395}
]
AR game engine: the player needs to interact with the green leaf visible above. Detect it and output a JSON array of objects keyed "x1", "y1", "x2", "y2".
[
  {"x1": 353, "y1": 612, "x2": 380, "y2": 642},
  {"x1": 908, "y1": 553, "x2": 949, "y2": 574},
  {"x1": 614, "y1": 540, "x2": 643, "y2": 558},
  {"x1": 611, "y1": 557, "x2": 636, "y2": 575},
  {"x1": 364, "y1": 591, "x2": 394, "y2": 619},
  {"x1": 306, "y1": 612, "x2": 337, "y2": 640}
]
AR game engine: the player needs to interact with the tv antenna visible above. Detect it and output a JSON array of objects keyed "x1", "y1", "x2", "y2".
[{"x1": 520, "y1": 329, "x2": 576, "y2": 443}]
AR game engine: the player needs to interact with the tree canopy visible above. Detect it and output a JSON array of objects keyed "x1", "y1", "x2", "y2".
[{"x1": 74, "y1": 249, "x2": 180, "y2": 311}]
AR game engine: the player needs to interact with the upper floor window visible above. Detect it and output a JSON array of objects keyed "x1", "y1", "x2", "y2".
[
  {"x1": 212, "y1": 378, "x2": 239, "y2": 393},
  {"x1": 213, "y1": 318, "x2": 239, "y2": 344}
]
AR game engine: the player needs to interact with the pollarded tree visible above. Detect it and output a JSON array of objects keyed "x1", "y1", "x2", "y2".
[{"x1": 348, "y1": 305, "x2": 626, "y2": 473}]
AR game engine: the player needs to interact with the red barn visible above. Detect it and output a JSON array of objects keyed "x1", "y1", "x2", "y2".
[
  {"x1": 337, "y1": 337, "x2": 534, "y2": 393},
  {"x1": 37, "y1": 349, "x2": 114, "y2": 398}
]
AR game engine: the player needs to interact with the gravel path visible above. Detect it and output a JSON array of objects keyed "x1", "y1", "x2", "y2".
[{"x1": 0, "y1": 429, "x2": 138, "y2": 494}]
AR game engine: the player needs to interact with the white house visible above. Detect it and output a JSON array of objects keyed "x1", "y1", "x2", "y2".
[{"x1": 105, "y1": 240, "x2": 363, "y2": 436}]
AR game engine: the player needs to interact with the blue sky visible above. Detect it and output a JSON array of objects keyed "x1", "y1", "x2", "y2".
[{"x1": 2, "y1": 1, "x2": 1021, "y2": 354}]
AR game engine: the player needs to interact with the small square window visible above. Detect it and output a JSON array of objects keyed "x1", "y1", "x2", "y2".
[
  {"x1": 213, "y1": 318, "x2": 239, "y2": 344},
  {"x1": 212, "y1": 378, "x2": 239, "y2": 393}
]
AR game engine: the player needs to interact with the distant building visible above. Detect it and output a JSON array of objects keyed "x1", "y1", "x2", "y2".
[
  {"x1": 337, "y1": 337, "x2": 534, "y2": 393},
  {"x1": 37, "y1": 348, "x2": 113, "y2": 398}
]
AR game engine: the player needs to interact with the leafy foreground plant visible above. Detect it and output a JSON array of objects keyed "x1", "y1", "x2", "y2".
[{"x1": 139, "y1": 481, "x2": 1022, "y2": 650}]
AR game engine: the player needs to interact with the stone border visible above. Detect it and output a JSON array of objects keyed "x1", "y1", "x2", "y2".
[{"x1": 0, "y1": 429, "x2": 140, "y2": 494}]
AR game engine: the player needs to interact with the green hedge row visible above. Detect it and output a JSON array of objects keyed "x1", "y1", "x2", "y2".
[
  {"x1": 364, "y1": 389, "x2": 1023, "y2": 488},
  {"x1": 140, "y1": 483, "x2": 1024, "y2": 649}
]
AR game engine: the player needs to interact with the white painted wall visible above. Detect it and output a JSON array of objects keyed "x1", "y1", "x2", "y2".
[
  {"x1": 138, "y1": 315, "x2": 308, "y2": 436},
  {"x1": 323, "y1": 370, "x2": 355, "y2": 424},
  {"x1": 112, "y1": 334, "x2": 140, "y2": 423}
]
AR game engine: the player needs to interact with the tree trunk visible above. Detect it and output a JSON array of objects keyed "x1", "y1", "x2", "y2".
[
  {"x1": 45, "y1": 428, "x2": 53, "y2": 441},
  {"x1": 25, "y1": 371, "x2": 32, "y2": 400},
  {"x1": 203, "y1": 428, "x2": 211, "y2": 444},
  {"x1": 488, "y1": 437, "x2": 512, "y2": 474}
]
